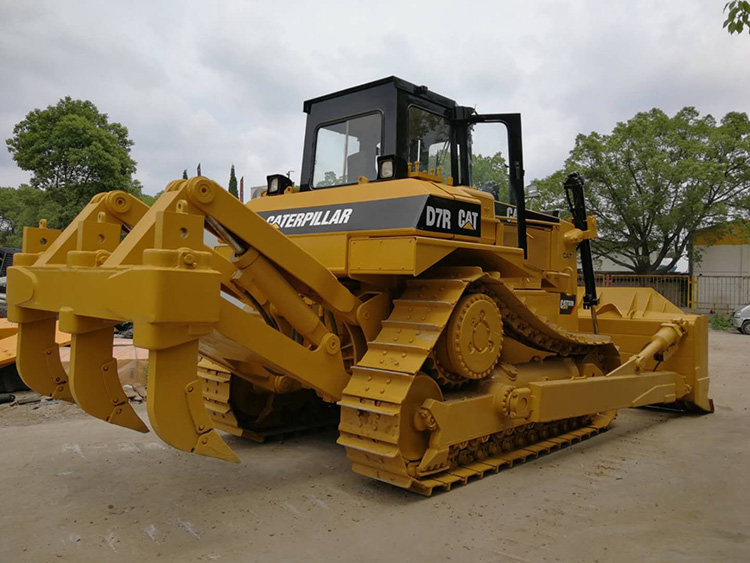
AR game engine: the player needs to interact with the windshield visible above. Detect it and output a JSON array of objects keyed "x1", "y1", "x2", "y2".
[
  {"x1": 312, "y1": 113, "x2": 382, "y2": 187},
  {"x1": 407, "y1": 106, "x2": 452, "y2": 179}
]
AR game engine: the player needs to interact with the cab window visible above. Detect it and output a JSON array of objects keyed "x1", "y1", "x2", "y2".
[
  {"x1": 312, "y1": 113, "x2": 382, "y2": 187},
  {"x1": 407, "y1": 106, "x2": 452, "y2": 179}
]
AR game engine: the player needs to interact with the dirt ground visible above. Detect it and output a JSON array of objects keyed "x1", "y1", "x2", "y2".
[{"x1": 1, "y1": 330, "x2": 748, "y2": 563}]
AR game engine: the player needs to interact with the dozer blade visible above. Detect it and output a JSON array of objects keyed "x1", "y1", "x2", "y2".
[
  {"x1": 147, "y1": 339, "x2": 239, "y2": 463},
  {"x1": 68, "y1": 325, "x2": 148, "y2": 433},
  {"x1": 15, "y1": 314, "x2": 73, "y2": 402},
  {"x1": 578, "y1": 287, "x2": 713, "y2": 413}
]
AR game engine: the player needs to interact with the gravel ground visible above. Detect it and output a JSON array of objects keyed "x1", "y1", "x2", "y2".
[{"x1": 0, "y1": 329, "x2": 748, "y2": 563}]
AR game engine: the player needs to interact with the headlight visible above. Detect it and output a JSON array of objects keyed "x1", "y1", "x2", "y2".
[
  {"x1": 266, "y1": 174, "x2": 294, "y2": 196},
  {"x1": 377, "y1": 155, "x2": 404, "y2": 180},
  {"x1": 379, "y1": 158, "x2": 394, "y2": 179}
]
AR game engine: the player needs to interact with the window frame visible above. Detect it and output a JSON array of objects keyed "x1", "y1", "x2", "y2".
[
  {"x1": 310, "y1": 109, "x2": 385, "y2": 190},
  {"x1": 406, "y1": 104, "x2": 455, "y2": 180}
]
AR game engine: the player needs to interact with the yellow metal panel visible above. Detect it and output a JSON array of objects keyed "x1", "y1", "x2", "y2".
[
  {"x1": 350, "y1": 238, "x2": 416, "y2": 274},
  {"x1": 77, "y1": 220, "x2": 121, "y2": 253},
  {"x1": 155, "y1": 210, "x2": 206, "y2": 250},
  {"x1": 525, "y1": 226, "x2": 552, "y2": 271},
  {"x1": 293, "y1": 233, "x2": 349, "y2": 273},
  {"x1": 248, "y1": 178, "x2": 446, "y2": 210},
  {"x1": 22, "y1": 225, "x2": 60, "y2": 254},
  {"x1": 9, "y1": 265, "x2": 221, "y2": 330},
  {"x1": 349, "y1": 235, "x2": 534, "y2": 279}
]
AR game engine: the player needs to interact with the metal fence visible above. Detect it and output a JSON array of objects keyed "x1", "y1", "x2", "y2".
[
  {"x1": 693, "y1": 275, "x2": 750, "y2": 312},
  {"x1": 585, "y1": 274, "x2": 693, "y2": 308},
  {"x1": 578, "y1": 273, "x2": 750, "y2": 312}
]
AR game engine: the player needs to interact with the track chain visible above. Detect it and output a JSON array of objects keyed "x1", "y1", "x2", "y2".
[
  {"x1": 338, "y1": 270, "x2": 621, "y2": 494},
  {"x1": 198, "y1": 359, "x2": 337, "y2": 443},
  {"x1": 413, "y1": 411, "x2": 616, "y2": 494}
]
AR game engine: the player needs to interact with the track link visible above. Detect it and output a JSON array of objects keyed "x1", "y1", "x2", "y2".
[{"x1": 199, "y1": 359, "x2": 244, "y2": 437}]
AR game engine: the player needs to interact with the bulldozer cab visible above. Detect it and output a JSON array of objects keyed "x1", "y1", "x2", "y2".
[
  {"x1": 299, "y1": 77, "x2": 523, "y2": 192},
  {"x1": 298, "y1": 76, "x2": 530, "y2": 254},
  {"x1": 300, "y1": 76, "x2": 459, "y2": 189}
]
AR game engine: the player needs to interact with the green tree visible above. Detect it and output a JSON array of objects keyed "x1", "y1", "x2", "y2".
[
  {"x1": 316, "y1": 171, "x2": 342, "y2": 187},
  {"x1": 137, "y1": 191, "x2": 163, "y2": 207},
  {"x1": 532, "y1": 169, "x2": 570, "y2": 216},
  {"x1": 472, "y1": 151, "x2": 509, "y2": 201},
  {"x1": 183, "y1": 169, "x2": 188, "y2": 179},
  {"x1": 533, "y1": 108, "x2": 750, "y2": 273},
  {"x1": 724, "y1": 1, "x2": 750, "y2": 35},
  {"x1": 0, "y1": 185, "x2": 62, "y2": 247},
  {"x1": 5, "y1": 97, "x2": 144, "y2": 226},
  {"x1": 228, "y1": 164, "x2": 238, "y2": 197}
]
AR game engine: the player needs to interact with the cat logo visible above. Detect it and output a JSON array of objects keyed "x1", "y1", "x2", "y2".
[{"x1": 458, "y1": 208, "x2": 479, "y2": 231}]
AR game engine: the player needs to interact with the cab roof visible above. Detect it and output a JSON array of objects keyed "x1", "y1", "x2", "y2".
[{"x1": 302, "y1": 76, "x2": 457, "y2": 114}]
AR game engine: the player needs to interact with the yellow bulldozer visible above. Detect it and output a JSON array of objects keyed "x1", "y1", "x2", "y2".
[{"x1": 7, "y1": 77, "x2": 712, "y2": 494}]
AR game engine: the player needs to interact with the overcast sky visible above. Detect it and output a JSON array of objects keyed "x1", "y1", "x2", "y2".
[{"x1": 1, "y1": 0, "x2": 749, "y2": 195}]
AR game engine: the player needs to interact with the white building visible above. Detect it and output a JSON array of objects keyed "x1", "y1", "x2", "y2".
[
  {"x1": 693, "y1": 222, "x2": 750, "y2": 276},
  {"x1": 692, "y1": 222, "x2": 750, "y2": 311}
]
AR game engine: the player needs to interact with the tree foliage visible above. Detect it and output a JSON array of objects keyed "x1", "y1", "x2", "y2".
[
  {"x1": 316, "y1": 171, "x2": 342, "y2": 187},
  {"x1": 228, "y1": 164, "x2": 238, "y2": 197},
  {"x1": 137, "y1": 191, "x2": 162, "y2": 207},
  {"x1": 5, "y1": 97, "x2": 147, "y2": 228},
  {"x1": 533, "y1": 108, "x2": 750, "y2": 273},
  {"x1": 0, "y1": 185, "x2": 59, "y2": 247},
  {"x1": 724, "y1": 1, "x2": 750, "y2": 35},
  {"x1": 472, "y1": 151, "x2": 509, "y2": 201}
]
